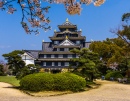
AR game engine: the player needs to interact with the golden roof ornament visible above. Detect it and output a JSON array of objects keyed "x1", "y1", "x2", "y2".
[
  {"x1": 66, "y1": 35, "x2": 68, "y2": 39},
  {"x1": 66, "y1": 29, "x2": 69, "y2": 31}
]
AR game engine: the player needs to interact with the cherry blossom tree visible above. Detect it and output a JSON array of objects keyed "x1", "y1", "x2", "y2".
[{"x1": 0, "y1": 0, "x2": 105, "y2": 34}]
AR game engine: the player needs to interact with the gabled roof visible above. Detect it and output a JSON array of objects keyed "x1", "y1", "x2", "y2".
[
  {"x1": 59, "y1": 38, "x2": 75, "y2": 46},
  {"x1": 23, "y1": 50, "x2": 41, "y2": 59},
  {"x1": 42, "y1": 42, "x2": 53, "y2": 52}
]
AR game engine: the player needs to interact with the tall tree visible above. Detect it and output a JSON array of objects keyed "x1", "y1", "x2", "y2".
[
  {"x1": 111, "y1": 12, "x2": 130, "y2": 47},
  {"x1": 0, "y1": 0, "x2": 105, "y2": 34},
  {"x1": 2, "y1": 50, "x2": 25, "y2": 75},
  {"x1": 89, "y1": 38, "x2": 124, "y2": 66},
  {"x1": 70, "y1": 48, "x2": 100, "y2": 81}
]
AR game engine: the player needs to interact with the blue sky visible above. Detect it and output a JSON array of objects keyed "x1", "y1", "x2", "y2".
[{"x1": 0, "y1": 0, "x2": 130, "y2": 61}]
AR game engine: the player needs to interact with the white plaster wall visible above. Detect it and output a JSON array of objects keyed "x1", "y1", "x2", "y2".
[
  {"x1": 23, "y1": 60, "x2": 34, "y2": 65},
  {"x1": 21, "y1": 53, "x2": 34, "y2": 65}
]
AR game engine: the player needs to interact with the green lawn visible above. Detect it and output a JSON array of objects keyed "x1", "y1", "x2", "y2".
[{"x1": 0, "y1": 76, "x2": 20, "y2": 87}]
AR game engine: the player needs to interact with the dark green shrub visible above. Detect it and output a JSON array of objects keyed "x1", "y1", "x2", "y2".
[
  {"x1": 54, "y1": 73, "x2": 86, "y2": 91},
  {"x1": 20, "y1": 72, "x2": 86, "y2": 92},
  {"x1": 20, "y1": 73, "x2": 54, "y2": 91},
  {"x1": 105, "y1": 71, "x2": 123, "y2": 80}
]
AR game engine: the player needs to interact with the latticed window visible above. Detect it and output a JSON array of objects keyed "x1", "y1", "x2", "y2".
[
  {"x1": 65, "y1": 62, "x2": 69, "y2": 66},
  {"x1": 58, "y1": 54, "x2": 63, "y2": 58},
  {"x1": 43, "y1": 62, "x2": 46, "y2": 66},
  {"x1": 52, "y1": 62, "x2": 55, "y2": 66},
  {"x1": 54, "y1": 41, "x2": 59, "y2": 44},
  {"x1": 76, "y1": 41, "x2": 80, "y2": 44},
  {"x1": 57, "y1": 48, "x2": 60, "y2": 51},
  {"x1": 76, "y1": 55, "x2": 79, "y2": 58},
  {"x1": 64, "y1": 48, "x2": 69, "y2": 51},
  {"x1": 51, "y1": 54, "x2": 54, "y2": 58},
  {"x1": 68, "y1": 54, "x2": 72, "y2": 58},
  {"x1": 58, "y1": 62, "x2": 61, "y2": 66},
  {"x1": 44, "y1": 54, "x2": 47, "y2": 58}
]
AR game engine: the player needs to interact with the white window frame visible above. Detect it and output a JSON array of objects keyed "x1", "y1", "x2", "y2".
[
  {"x1": 51, "y1": 54, "x2": 55, "y2": 58},
  {"x1": 64, "y1": 48, "x2": 69, "y2": 51},
  {"x1": 52, "y1": 62, "x2": 55, "y2": 66},
  {"x1": 43, "y1": 62, "x2": 46, "y2": 66},
  {"x1": 44, "y1": 54, "x2": 47, "y2": 58},
  {"x1": 54, "y1": 41, "x2": 59, "y2": 44},
  {"x1": 58, "y1": 54, "x2": 63, "y2": 58},
  {"x1": 76, "y1": 55, "x2": 79, "y2": 58},
  {"x1": 57, "y1": 48, "x2": 60, "y2": 51},
  {"x1": 65, "y1": 62, "x2": 69, "y2": 66},
  {"x1": 76, "y1": 41, "x2": 80, "y2": 44},
  {"x1": 58, "y1": 62, "x2": 61, "y2": 66},
  {"x1": 68, "y1": 54, "x2": 72, "y2": 58}
]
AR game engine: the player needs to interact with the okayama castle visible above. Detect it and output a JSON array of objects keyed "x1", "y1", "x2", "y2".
[{"x1": 21, "y1": 19, "x2": 91, "y2": 72}]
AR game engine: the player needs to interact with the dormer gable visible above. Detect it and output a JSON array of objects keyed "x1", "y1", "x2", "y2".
[{"x1": 59, "y1": 37, "x2": 75, "y2": 46}]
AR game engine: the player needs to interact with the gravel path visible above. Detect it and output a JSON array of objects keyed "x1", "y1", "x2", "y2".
[{"x1": 0, "y1": 80, "x2": 130, "y2": 101}]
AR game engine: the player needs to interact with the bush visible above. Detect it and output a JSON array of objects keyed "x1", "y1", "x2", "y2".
[
  {"x1": 105, "y1": 71, "x2": 123, "y2": 80},
  {"x1": 20, "y1": 72, "x2": 86, "y2": 92}
]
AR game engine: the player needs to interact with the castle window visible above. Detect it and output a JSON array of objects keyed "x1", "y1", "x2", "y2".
[
  {"x1": 58, "y1": 54, "x2": 63, "y2": 58},
  {"x1": 76, "y1": 55, "x2": 79, "y2": 58},
  {"x1": 44, "y1": 54, "x2": 47, "y2": 58},
  {"x1": 58, "y1": 62, "x2": 61, "y2": 66},
  {"x1": 43, "y1": 62, "x2": 46, "y2": 66},
  {"x1": 76, "y1": 41, "x2": 80, "y2": 44},
  {"x1": 65, "y1": 62, "x2": 69, "y2": 66},
  {"x1": 54, "y1": 41, "x2": 59, "y2": 44},
  {"x1": 51, "y1": 54, "x2": 54, "y2": 58},
  {"x1": 68, "y1": 54, "x2": 72, "y2": 58},
  {"x1": 64, "y1": 48, "x2": 69, "y2": 51},
  {"x1": 57, "y1": 48, "x2": 60, "y2": 51},
  {"x1": 52, "y1": 62, "x2": 55, "y2": 66}
]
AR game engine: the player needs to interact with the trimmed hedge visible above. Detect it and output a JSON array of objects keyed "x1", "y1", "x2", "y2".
[
  {"x1": 105, "y1": 71, "x2": 123, "y2": 80},
  {"x1": 20, "y1": 72, "x2": 86, "y2": 92}
]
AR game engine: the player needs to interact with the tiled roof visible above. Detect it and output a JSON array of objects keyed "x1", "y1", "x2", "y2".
[
  {"x1": 38, "y1": 58, "x2": 70, "y2": 61},
  {"x1": 62, "y1": 20, "x2": 74, "y2": 26},
  {"x1": 42, "y1": 42, "x2": 53, "y2": 52},
  {"x1": 23, "y1": 50, "x2": 41, "y2": 59},
  {"x1": 39, "y1": 52, "x2": 74, "y2": 54}
]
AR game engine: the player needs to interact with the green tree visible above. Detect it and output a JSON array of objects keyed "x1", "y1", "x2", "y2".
[
  {"x1": 16, "y1": 64, "x2": 41, "y2": 79},
  {"x1": 2, "y1": 50, "x2": 25, "y2": 76},
  {"x1": 0, "y1": 64, "x2": 5, "y2": 76},
  {"x1": 70, "y1": 48, "x2": 100, "y2": 81},
  {"x1": 89, "y1": 37, "x2": 130, "y2": 77},
  {"x1": 89, "y1": 38, "x2": 124, "y2": 66}
]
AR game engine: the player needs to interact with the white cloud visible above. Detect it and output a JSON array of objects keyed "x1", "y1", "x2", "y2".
[
  {"x1": 0, "y1": 45, "x2": 11, "y2": 49},
  {"x1": 30, "y1": 44, "x2": 36, "y2": 47}
]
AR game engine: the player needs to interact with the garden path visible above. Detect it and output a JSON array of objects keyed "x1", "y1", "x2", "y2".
[{"x1": 0, "y1": 80, "x2": 130, "y2": 101}]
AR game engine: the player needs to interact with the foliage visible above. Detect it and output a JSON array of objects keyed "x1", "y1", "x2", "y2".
[
  {"x1": 0, "y1": 60, "x2": 9, "y2": 75},
  {"x1": 110, "y1": 12, "x2": 130, "y2": 77},
  {"x1": 20, "y1": 72, "x2": 86, "y2": 92},
  {"x1": 70, "y1": 48, "x2": 100, "y2": 81},
  {"x1": 89, "y1": 38, "x2": 124, "y2": 66},
  {"x1": 89, "y1": 37, "x2": 130, "y2": 77},
  {"x1": 0, "y1": 76, "x2": 20, "y2": 86},
  {"x1": 2, "y1": 50, "x2": 25, "y2": 76},
  {"x1": 0, "y1": 0, "x2": 105, "y2": 34},
  {"x1": 16, "y1": 64, "x2": 41, "y2": 79},
  {"x1": 111, "y1": 12, "x2": 130, "y2": 46},
  {"x1": 0, "y1": 64, "x2": 5, "y2": 76},
  {"x1": 105, "y1": 71, "x2": 123, "y2": 80}
]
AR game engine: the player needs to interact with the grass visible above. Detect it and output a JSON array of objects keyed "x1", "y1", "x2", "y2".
[{"x1": 0, "y1": 76, "x2": 20, "y2": 87}]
